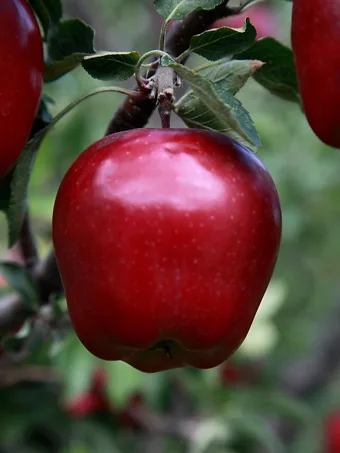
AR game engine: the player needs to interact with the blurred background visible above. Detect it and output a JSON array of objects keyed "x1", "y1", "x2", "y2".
[{"x1": 1, "y1": 0, "x2": 340, "y2": 452}]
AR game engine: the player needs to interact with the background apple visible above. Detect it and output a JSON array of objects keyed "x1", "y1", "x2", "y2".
[
  {"x1": 325, "y1": 412, "x2": 340, "y2": 453},
  {"x1": 292, "y1": 0, "x2": 340, "y2": 148},
  {"x1": 0, "y1": 0, "x2": 44, "y2": 178},
  {"x1": 66, "y1": 367, "x2": 112, "y2": 417}
]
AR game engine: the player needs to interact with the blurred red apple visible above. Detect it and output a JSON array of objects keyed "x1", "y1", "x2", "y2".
[
  {"x1": 211, "y1": 4, "x2": 279, "y2": 40},
  {"x1": 66, "y1": 367, "x2": 112, "y2": 417},
  {"x1": 118, "y1": 392, "x2": 144, "y2": 430},
  {"x1": 325, "y1": 412, "x2": 340, "y2": 453},
  {"x1": 220, "y1": 360, "x2": 258, "y2": 386}
]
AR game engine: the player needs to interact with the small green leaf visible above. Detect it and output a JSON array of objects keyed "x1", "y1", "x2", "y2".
[
  {"x1": 196, "y1": 59, "x2": 264, "y2": 95},
  {"x1": 48, "y1": 19, "x2": 95, "y2": 61},
  {"x1": 6, "y1": 133, "x2": 47, "y2": 247},
  {"x1": 186, "y1": 18, "x2": 256, "y2": 61},
  {"x1": 0, "y1": 98, "x2": 52, "y2": 233},
  {"x1": 28, "y1": 0, "x2": 62, "y2": 28},
  {"x1": 162, "y1": 58, "x2": 260, "y2": 147},
  {"x1": 45, "y1": 19, "x2": 95, "y2": 80},
  {"x1": 175, "y1": 90, "x2": 261, "y2": 151},
  {"x1": 154, "y1": 0, "x2": 224, "y2": 20},
  {"x1": 0, "y1": 262, "x2": 39, "y2": 309},
  {"x1": 55, "y1": 333, "x2": 96, "y2": 400},
  {"x1": 82, "y1": 51, "x2": 141, "y2": 81},
  {"x1": 45, "y1": 54, "x2": 86, "y2": 82},
  {"x1": 228, "y1": 413, "x2": 284, "y2": 453},
  {"x1": 237, "y1": 37, "x2": 300, "y2": 103}
]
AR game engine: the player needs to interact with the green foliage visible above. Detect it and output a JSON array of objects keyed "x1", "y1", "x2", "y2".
[
  {"x1": 164, "y1": 57, "x2": 261, "y2": 148},
  {"x1": 154, "y1": 0, "x2": 224, "y2": 20},
  {"x1": 0, "y1": 262, "x2": 38, "y2": 308},
  {"x1": 82, "y1": 52, "x2": 141, "y2": 81},
  {"x1": 183, "y1": 19, "x2": 256, "y2": 61}
]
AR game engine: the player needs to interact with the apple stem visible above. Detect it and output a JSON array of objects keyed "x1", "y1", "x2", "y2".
[{"x1": 155, "y1": 66, "x2": 175, "y2": 129}]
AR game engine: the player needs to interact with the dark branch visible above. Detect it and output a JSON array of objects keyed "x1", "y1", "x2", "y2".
[{"x1": 18, "y1": 211, "x2": 39, "y2": 271}]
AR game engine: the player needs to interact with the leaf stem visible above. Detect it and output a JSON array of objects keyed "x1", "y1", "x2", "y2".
[
  {"x1": 135, "y1": 50, "x2": 171, "y2": 87},
  {"x1": 159, "y1": 20, "x2": 169, "y2": 51}
]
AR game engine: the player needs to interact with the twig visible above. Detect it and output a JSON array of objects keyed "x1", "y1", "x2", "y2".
[
  {"x1": 0, "y1": 365, "x2": 61, "y2": 387},
  {"x1": 18, "y1": 211, "x2": 39, "y2": 271}
]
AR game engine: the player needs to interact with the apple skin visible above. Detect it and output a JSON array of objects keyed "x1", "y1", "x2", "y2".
[
  {"x1": 53, "y1": 128, "x2": 282, "y2": 373},
  {"x1": 325, "y1": 412, "x2": 340, "y2": 453},
  {"x1": 0, "y1": 0, "x2": 44, "y2": 179},
  {"x1": 210, "y1": 4, "x2": 279, "y2": 40},
  {"x1": 292, "y1": 0, "x2": 340, "y2": 148}
]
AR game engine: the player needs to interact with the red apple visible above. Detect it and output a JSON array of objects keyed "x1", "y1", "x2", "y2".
[
  {"x1": 53, "y1": 128, "x2": 281, "y2": 373},
  {"x1": 0, "y1": 0, "x2": 44, "y2": 178},
  {"x1": 325, "y1": 412, "x2": 340, "y2": 453},
  {"x1": 210, "y1": 4, "x2": 279, "y2": 40},
  {"x1": 292, "y1": 0, "x2": 340, "y2": 148}
]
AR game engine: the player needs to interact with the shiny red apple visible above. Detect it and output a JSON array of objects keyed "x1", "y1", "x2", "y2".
[
  {"x1": 211, "y1": 4, "x2": 279, "y2": 40},
  {"x1": 0, "y1": 0, "x2": 44, "y2": 178},
  {"x1": 53, "y1": 128, "x2": 281, "y2": 373},
  {"x1": 292, "y1": 0, "x2": 340, "y2": 148}
]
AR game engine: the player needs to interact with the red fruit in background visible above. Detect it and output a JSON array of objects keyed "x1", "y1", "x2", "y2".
[
  {"x1": 66, "y1": 367, "x2": 111, "y2": 417},
  {"x1": 292, "y1": 0, "x2": 340, "y2": 148},
  {"x1": 325, "y1": 412, "x2": 340, "y2": 453},
  {"x1": 220, "y1": 361, "x2": 258, "y2": 386},
  {"x1": 53, "y1": 128, "x2": 281, "y2": 373},
  {"x1": 0, "y1": 0, "x2": 44, "y2": 178},
  {"x1": 118, "y1": 392, "x2": 144, "y2": 430},
  {"x1": 210, "y1": 4, "x2": 279, "y2": 40}
]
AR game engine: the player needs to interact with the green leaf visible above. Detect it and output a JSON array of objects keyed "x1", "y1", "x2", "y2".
[
  {"x1": 237, "y1": 37, "x2": 300, "y2": 103},
  {"x1": 28, "y1": 0, "x2": 51, "y2": 37},
  {"x1": 29, "y1": 0, "x2": 62, "y2": 26},
  {"x1": 6, "y1": 132, "x2": 47, "y2": 247},
  {"x1": 229, "y1": 413, "x2": 284, "y2": 453},
  {"x1": 45, "y1": 19, "x2": 95, "y2": 80},
  {"x1": 175, "y1": 90, "x2": 261, "y2": 150},
  {"x1": 154, "y1": 0, "x2": 224, "y2": 20},
  {"x1": 45, "y1": 54, "x2": 86, "y2": 82},
  {"x1": 196, "y1": 59, "x2": 264, "y2": 95},
  {"x1": 82, "y1": 52, "x2": 141, "y2": 81},
  {"x1": 0, "y1": 262, "x2": 39, "y2": 309},
  {"x1": 28, "y1": 0, "x2": 62, "y2": 37},
  {"x1": 48, "y1": 19, "x2": 95, "y2": 61},
  {"x1": 162, "y1": 57, "x2": 261, "y2": 148},
  {"x1": 54, "y1": 333, "x2": 96, "y2": 400},
  {"x1": 185, "y1": 18, "x2": 256, "y2": 61},
  {"x1": 106, "y1": 361, "x2": 142, "y2": 408},
  {"x1": 0, "y1": 98, "x2": 52, "y2": 236}
]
